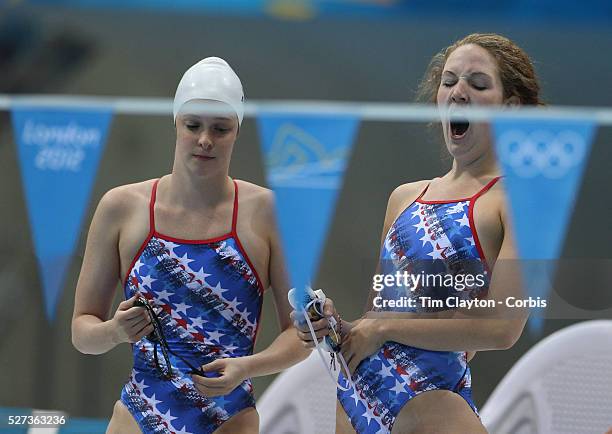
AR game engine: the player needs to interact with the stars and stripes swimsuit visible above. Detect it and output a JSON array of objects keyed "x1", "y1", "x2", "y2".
[
  {"x1": 338, "y1": 177, "x2": 500, "y2": 434},
  {"x1": 120, "y1": 179, "x2": 264, "y2": 434}
]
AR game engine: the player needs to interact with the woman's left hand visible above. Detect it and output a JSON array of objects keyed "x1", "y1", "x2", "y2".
[
  {"x1": 191, "y1": 357, "x2": 249, "y2": 397},
  {"x1": 340, "y1": 319, "x2": 385, "y2": 375}
]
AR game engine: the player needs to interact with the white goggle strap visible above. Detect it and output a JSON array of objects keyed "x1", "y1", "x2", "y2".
[{"x1": 301, "y1": 308, "x2": 355, "y2": 392}]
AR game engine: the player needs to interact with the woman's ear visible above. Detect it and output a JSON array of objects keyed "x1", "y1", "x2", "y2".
[{"x1": 504, "y1": 95, "x2": 521, "y2": 107}]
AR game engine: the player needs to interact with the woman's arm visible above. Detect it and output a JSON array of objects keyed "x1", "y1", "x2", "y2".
[
  {"x1": 71, "y1": 187, "x2": 153, "y2": 355},
  {"x1": 240, "y1": 190, "x2": 311, "y2": 377}
]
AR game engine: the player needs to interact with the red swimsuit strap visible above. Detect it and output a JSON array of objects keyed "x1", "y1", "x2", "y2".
[
  {"x1": 230, "y1": 179, "x2": 239, "y2": 235},
  {"x1": 149, "y1": 179, "x2": 160, "y2": 234}
]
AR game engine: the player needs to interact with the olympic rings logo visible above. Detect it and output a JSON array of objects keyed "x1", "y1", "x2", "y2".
[{"x1": 496, "y1": 129, "x2": 587, "y2": 179}]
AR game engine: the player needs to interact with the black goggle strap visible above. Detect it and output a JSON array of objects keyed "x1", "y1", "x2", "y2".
[
  {"x1": 140, "y1": 301, "x2": 173, "y2": 378},
  {"x1": 165, "y1": 346, "x2": 206, "y2": 376},
  {"x1": 140, "y1": 299, "x2": 205, "y2": 378}
]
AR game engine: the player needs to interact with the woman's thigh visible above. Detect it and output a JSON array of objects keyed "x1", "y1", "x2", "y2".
[
  {"x1": 214, "y1": 406, "x2": 259, "y2": 434},
  {"x1": 336, "y1": 400, "x2": 357, "y2": 434},
  {"x1": 392, "y1": 390, "x2": 487, "y2": 434},
  {"x1": 106, "y1": 401, "x2": 141, "y2": 434},
  {"x1": 107, "y1": 399, "x2": 259, "y2": 434}
]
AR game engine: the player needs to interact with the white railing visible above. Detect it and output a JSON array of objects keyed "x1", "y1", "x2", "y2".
[{"x1": 1, "y1": 94, "x2": 611, "y2": 124}]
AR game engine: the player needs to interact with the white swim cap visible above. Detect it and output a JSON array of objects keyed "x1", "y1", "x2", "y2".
[{"x1": 173, "y1": 57, "x2": 244, "y2": 125}]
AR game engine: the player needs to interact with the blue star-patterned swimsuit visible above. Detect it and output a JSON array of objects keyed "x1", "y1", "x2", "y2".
[
  {"x1": 338, "y1": 177, "x2": 501, "y2": 434},
  {"x1": 120, "y1": 179, "x2": 264, "y2": 434}
]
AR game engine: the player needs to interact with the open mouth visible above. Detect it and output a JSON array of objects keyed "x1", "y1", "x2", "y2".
[{"x1": 450, "y1": 118, "x2": 470, "y2": 139}]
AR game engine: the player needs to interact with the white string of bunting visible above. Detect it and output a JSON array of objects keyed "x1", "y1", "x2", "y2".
[{"x1": 1, "y1": 94, "x2": 612, "y2": 124}]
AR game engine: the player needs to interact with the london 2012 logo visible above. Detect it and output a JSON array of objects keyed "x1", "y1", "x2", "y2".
[{"x1": 496, "y1": 129, "x2": 588, "y2": 179}]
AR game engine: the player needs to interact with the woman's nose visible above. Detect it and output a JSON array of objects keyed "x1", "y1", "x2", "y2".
[
  {"x1": 199, "y1": 132, "x2": 214, "y2": 150},
  {"x1": 450, "y1": 79, "x2": 469, "y2": 104}
]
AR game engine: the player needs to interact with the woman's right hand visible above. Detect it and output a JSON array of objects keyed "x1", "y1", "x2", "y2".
[
  {"x1": 290, "y1": 298, "x2": 338, "y2": 348},
  {"x1": 110, "y1": 295, "x2": 154, "y2": 344}
]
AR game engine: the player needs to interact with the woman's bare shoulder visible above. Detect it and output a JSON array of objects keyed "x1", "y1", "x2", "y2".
[
  {"x1": 388, "y1": 180, "x2": 431, "y2": 210},
  {"x1": 96, "y1": 179, "x2": 158, "y2": 219},
  {"x1": 234, "y1": 178, "x2": 269, "y2": 194},
  {"x1": 475, "y1": 177, "x2": 507, "y2": 211},
  {"x1": 234, "y1": 179, "x2": 273, "y2": 205}
]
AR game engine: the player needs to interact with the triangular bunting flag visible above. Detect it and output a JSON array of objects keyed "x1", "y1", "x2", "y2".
[
  {"x1": 493, "y1": 117, "x2": 596, "y2": 333},
  {"x1": 12, "y1": 107, "x2": 113, "y2": 321},
  {"x1": 257, "y1": 114, "x2": 359, "y2": 308}
]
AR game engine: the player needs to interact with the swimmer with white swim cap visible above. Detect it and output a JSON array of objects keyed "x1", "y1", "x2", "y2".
[{"x1": 72, "y1": 57, "x2": 310, "y2": 434}]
